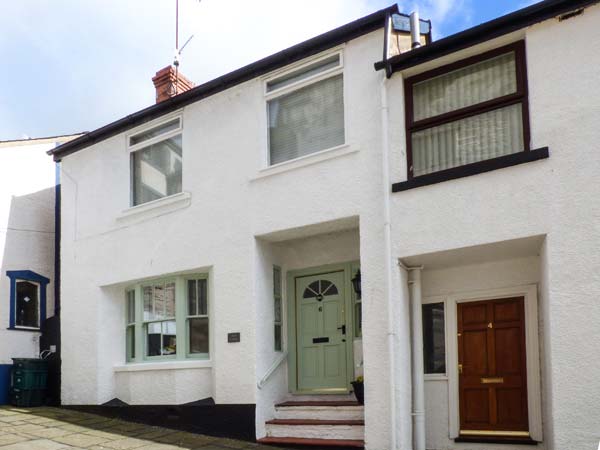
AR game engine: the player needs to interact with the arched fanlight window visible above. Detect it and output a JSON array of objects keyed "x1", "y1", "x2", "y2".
[{"x1": 303, "y1": 280, "x2": 339, "y2": 300}]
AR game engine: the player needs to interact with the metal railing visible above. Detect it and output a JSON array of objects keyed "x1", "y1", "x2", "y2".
[{"x1": 257, "y1": 352, "x2": 288, "y2": 389}]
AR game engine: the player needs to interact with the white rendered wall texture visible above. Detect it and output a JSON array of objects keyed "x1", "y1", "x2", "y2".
[
  {"x1": 58, "y1": 5, "x2": 600, "y2": 450},
  {"x1": 0, "y1": 142, "x2": 56, "y2": 364}
]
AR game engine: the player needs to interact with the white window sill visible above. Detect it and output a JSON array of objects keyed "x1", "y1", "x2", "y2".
[
  {"x1": 116, "y1": 191, "x2": 191, "y2": 222},
  {"x1": 424, "y1": 374, "x2": 448, "y2": 381},
  {"x1": 250, "y1": 144, "x2": 359, "y2": 181},
  {"x1": 114, "y1": 359, "x2": 212, "y2": 373}
]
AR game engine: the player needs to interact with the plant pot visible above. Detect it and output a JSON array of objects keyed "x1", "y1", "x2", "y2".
[{"x1": 351, "y1": 381, "x2": 364, "y2": 405}]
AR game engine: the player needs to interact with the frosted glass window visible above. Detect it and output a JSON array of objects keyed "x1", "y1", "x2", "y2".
[{"x1": 268, "y1": 74, "x2": 344, "y2": 165}]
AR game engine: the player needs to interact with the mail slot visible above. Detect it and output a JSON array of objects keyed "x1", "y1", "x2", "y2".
[
  {"x1": 313, "y1": 337, "x2": 329, "y2": 343},
  {"x1": 481, "y1": 377, "x2": 504, "y2": 384}
]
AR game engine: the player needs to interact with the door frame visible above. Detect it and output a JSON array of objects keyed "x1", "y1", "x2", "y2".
[
  {"x1": 445, "y1": 284, "x2": 542, "y2": 441},
  {"x1": 286, "y1": 261, "x2": 358, "y2": 394}
]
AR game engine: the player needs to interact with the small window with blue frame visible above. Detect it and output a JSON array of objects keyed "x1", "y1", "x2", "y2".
[{"x1": 6, "y1": 270, "x2": 50, "y2": 331}]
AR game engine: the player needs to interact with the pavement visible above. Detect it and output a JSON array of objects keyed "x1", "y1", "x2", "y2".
[{"x1": 0, "y1": 406, "x2": 279, "y2": 450}]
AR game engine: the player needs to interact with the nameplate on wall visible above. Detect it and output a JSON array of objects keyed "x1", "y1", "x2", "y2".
[{"x1": 227, "y1": 333, "x2": 241, "y2": 343}]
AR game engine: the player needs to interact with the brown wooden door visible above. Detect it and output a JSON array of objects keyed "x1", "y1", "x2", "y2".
[{"x1": 458, "y1": 297, "x2": 529, "y2": 436}]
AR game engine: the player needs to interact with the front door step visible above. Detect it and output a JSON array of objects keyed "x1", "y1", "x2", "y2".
[
  {"x1": 274, "y1": 401, "x2": 363, "y2": 421},
  {"x1": 261, "y1": 400, "x2": 365, "y2": 446},
  {"x1": 257, "y1": 437, "x2": 364, "y2": 448}
]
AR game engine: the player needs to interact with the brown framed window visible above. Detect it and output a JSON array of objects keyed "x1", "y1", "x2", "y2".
[{"x1": 404, "y1": 41, "x2": 530, "y2": 179}]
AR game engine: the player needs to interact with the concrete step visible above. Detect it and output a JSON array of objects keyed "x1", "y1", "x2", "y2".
[
  {"x1": 257, "y1": 437, "x2": 364, "y2": 447},
  {"x1": 265, "y1": 419, "x2": 364, "y2": 440},
  {"x1": 274, "y1": 401, "x2": 364, "y2": 421}
]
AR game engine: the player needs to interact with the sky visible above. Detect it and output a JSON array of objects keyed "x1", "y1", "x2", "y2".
[{"x1": 0, "y1": 0, "x2": 538, "y2": 141}]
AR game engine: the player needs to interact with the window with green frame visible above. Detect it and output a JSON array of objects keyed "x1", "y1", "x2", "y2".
[
  {"x1": 125, "y1": 274, "x2": 209, "y2": 362},
  {"x1": 126, "y1": 290, "x2": 135, "y2": 361},
  {"x1": 273, "y1": 266, "x2": 282, "y2": 351}
]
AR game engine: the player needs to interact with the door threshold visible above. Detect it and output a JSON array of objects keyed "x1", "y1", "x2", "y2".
[{"x1": 456, "y1": 435, "x2": 537, "y2": 445}]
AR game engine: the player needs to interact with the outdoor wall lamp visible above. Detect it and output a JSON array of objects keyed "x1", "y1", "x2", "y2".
[{"x1": 351, "y1": 269, "x2": 362, "y2": 297}]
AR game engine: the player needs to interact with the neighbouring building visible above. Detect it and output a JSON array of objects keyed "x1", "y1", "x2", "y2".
[
  {"x1": 0, "y1": 134, "x2": 80, "y2": 405},
  {"x1": 49, "y1": 1, "x2": 600, "y2": 450}
]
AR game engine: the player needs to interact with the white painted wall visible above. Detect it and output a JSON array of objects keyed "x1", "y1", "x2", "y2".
[
  {"x1": 0, "y1": 141, "x2": 57, "y2": 364},
  {"x1": 57, "y1": 4, "x2": 600, "y2": 450}
]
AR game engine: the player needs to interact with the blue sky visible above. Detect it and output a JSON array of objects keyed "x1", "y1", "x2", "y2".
[{"x1": 0, "y1": 0, "x2": 537, "y2": 140}]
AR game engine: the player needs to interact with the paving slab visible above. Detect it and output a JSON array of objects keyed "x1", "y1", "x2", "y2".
[{"x1": 0, "y1": 406, "x2": 291, "y2": 450}]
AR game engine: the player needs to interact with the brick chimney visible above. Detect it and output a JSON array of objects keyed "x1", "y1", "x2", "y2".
[{"x1": 152, "y1": 65, "x2": 195, "y2": 103}]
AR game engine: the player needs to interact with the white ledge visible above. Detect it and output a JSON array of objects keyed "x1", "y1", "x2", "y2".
[
  {"x1": 116, "y1": 191, "x2": 191, "y2": 222},
  {"x1": 251, "y1": 144, "x2": 359, "y2": 180},
  {"x1": 114, "y1": 359, "x2": 212, "y2": 372}
]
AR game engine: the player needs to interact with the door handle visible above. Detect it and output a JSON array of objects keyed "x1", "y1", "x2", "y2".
[{"x1": 337, "y1": 325, "x2": 346, "y2": 335}]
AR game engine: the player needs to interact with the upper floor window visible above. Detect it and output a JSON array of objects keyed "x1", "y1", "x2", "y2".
[
  {"x1": 266, "y1": 53, "x2": 345, "y2": 166},
  {"x1": 129, "y1": 117, "x2": 183, "y2": 206},
  {"x1": 404, "y1": 42, "x2": 529, "y2": 178}
]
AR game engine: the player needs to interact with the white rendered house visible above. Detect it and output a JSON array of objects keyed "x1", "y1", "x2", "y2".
[{"x1": 50, "y1": 1, "x2": 600, "y2": 449}]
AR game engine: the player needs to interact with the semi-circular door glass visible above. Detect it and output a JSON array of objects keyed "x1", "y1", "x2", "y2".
[{"x1": 303, "y1": 280, "x2": 339, "y2": 299}]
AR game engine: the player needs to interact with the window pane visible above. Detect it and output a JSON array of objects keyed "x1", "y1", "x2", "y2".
[
  {"x1": 273, "y1": 267, "x2": 281, "y2": 297},
  {"x1": 153, "y1": 284, "x2": 165, "y2": 319},
  {"x1": 197, "y1": 279, "x2": 207, "y2": 315},
  {"x1": 132, "y1": 135, "x2": 182, "y2": 206},
  {"x1": 422, "y1": 303, "x2": 445, "y2": 374},
  {"x1": 147, "y1": 322, "x2": 162, "y2": 356},
  {"x1": 146, "y1": 321, "x2": 176, "y2": 356},
  {"x1": 413, "y1": 52, "x2": 517, "y2": 121},
  {"x1": 189, "y1": 317, "x2": 209, "y2": 354},
  {"x1": 130, "y1": 119, "x2": 180, "y2": 146},
  {"x1": 162, "y1": 321, "x2": 177, "y2": 355},
  {"x1": 274, "y1": 296, "x2": 282, "y2": 323},
  {"x1": 165, "y1": 282, "x2": 176, "y2": 318},
  {"x1": 16, "y1": 281, "x2": 39, "y2": 328},
  {"x1": 274, "y1": 324, "x2": 282, "y2": 352},
  {"x1": 143, "y1": 286, "x2": 153, "y2": 321},
  {"x1": 267, "y1": 55, "x2": 340, "y2": 92},
  {"x1": 354, "y1": 302, "x2": 362, "y2": 338},
  {"x1": 126, "y1": 291, "x2": 135, "y2": 324},
  {"x1": 188, "y1": 280, "x2": 197, "y2": 316},
  {"x1": 412, "y1": 103, "x2": 523, "y2": 177},
  {"x1": 126, "y1": 326, "x2": 135, "y2": 360},
  {"x1": 269, "y1": 74, "x2": 344, "y2": 165}
]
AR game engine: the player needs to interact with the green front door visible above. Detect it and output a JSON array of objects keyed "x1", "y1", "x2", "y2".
[{"x1": 296, "y1": 271, "x2": 348, "y2": 392}]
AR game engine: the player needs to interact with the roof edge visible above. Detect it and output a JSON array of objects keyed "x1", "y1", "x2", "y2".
[
  {"x1": 50, "y1": 4, "x2": 398, "y2": 161},
  {"x1": 375, "y1": 0, "x2": 599, "y2": 74}
]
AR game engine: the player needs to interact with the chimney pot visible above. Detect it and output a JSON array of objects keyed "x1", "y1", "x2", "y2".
[{"x1": 152, "y1": 65, "x2": 195, "y2": 103}]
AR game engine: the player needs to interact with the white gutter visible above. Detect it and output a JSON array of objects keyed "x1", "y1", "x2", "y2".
[{"x1": 380, "y1": 72, "x2": 397, "y2": 450}]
